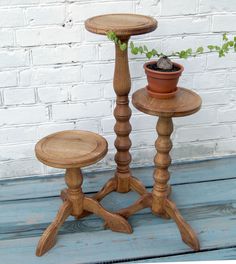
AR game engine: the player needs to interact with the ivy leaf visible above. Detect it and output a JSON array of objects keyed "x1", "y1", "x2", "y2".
[
  {"x1": 223, "y1": 33, "x2": 228, "y2": 41},
  {"x1": 139, "y1": 46, "x2": 143, "y2": 53},
  {"x1": 219, "y1": 49, "x2": 225, "y2": 57},
  {"x1": 179, "y1": 50, "x2": 188, "y2": 59},
  {"x1": 187, "y1": 48, "x2": 192, "y2": 55},
  {"x1": 144, "y1": 45, "x2": 148, "y2": 52},
  {"x1": 131, "y1": 47, "x2": 139, "y2": 55},
  {"x1": 151, "y1": 49, "x2": 157, "y2": 56},
  {"x1": 120, "y1": 43, "x2": 127, "y2": 51},
  {"x1": 229, "y1": 41, "x2": 234, "y2": 47},
  {"x1": 146, "y1": 51, "x2": 153, "y2": 59},
  {"x1": 196, "y1": 47, "x2": 204, "y2": 53},
  {"x1": 208, "y1": 45, "x2": 215, "y2": 51}
]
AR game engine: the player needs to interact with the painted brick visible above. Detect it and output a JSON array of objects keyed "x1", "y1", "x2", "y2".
[
  {"x1": 155, "y1": 17, "x2": 210, "y2": 36},
  {"x1": 212, "y1": 15, "x2": 236, "y2": 32},
  {"x1": 37, "y1": 86, "x2": 68, "y2": 103},
  {"x1": 193, "y1": 71, "x2": 226, "y2": 90},
  {"x1": 0, "y1": 159, "x2": 43, "y2": 179},
  {"x1": 0, "y1": 106, "x2": 48, "y2": 125},
  {"x1": 37, "y1": 122, "x2": 74, "y2": 139},
  {"x1": 20, "y1": 66, "x2": 81, "y2": 86},
  {"x1": 4, "y1": 88, "x2": 35, "y2": 105},
  {"x1": 69, "y1": 2, "x2": 134, "y2": 22},
  {"x1": 175, "y1": 125, "x2": 231, "y2": 143},
  {"x1": 0, "y1": 50, "x2": 29, "y2": 69},
  {"x1": 218, "y1": 106, "x2": 236, "y2": 123},
  {"x1": 0, "y1": 8, "x2": 25, "y2": 28},
  {"x1": 215, "y1": 139, "x2": 236, "y2": 154},
  {"x1": 207, "y1": 53, "x2": 236, "y2": 70},
  {"x1": 0, "y1": 0, "x2": 39, "y2": 6},
  {"x1": 52, "y1": 100, "x2": 112, "y2": 121},
  {"x1": 32, "y1": 44, "x2": 97, "y2": 65},
  {"x1": 0, "y1": 71, "x2": 18, "y2": 87},
  {"x1": 0, "y1": 143, "x2": 35, "y2": 161},
  {"x1": 161, "y1": 0, "x2": 197, "y2": 16},
  {"x1": 0, "y1": 30, "x2": 14, "y2": 47},
  {"x1": 26, "y1": 5, "x2": 65, "y2": 26},
  {"x1": 0, "y1": 126, "x2": 37, "y2": 144},
  {"x1": 16, "y1": 25, "x2": 82, "y2": 46},
  {"x1": 135, "y1": 0, "x2": 161, "y2": 17},
  {"x1": 199, "y1": 0, "x2": 236, "y2": 13},
  {"x1": 174, "y1": 108, "x2": 217, "y2": 126},
  {"x1": 71, "y1": 84, "x2": 102, "y2": 101}
]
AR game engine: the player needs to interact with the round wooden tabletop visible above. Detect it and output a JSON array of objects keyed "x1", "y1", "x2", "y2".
[
  {"x1": 85, "y1": 13, "x2": 157, "y2": 37},
  {"x1": 35, "y1": 130, "x2": 108, "y2": 169},
  {"x1": 132, "y1": 88, "x2": 202, "y2": 117}
]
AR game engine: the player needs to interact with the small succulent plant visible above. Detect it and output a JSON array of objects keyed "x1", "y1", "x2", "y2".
[{"x1": 107, "y1": 31, "x2": 236, "y2": 70}]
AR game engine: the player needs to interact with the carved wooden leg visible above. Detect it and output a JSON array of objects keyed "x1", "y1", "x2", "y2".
[
  {"x1": 165, "y1": 199, "x2": 200, "y2": 251},
  {"x1": 36, "y1": 201, "x2": 72, "y2": 257},
  {"x1": 130, "y1": 176, "x2": 148, "y2": 195},
  {"x1": 83, "y1": 197, "x2": 132, "y2": 234},
  {"x1": 116, "y1": 193, "x2": 152, "y2": 219},
  {"x1": 92, "y1": 177, "x2": 117, "y2": 201}
]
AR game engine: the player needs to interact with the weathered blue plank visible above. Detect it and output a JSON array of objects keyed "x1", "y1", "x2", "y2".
[
  {"x1": 1, "y1": 178, "x2": 236, "y2": 242},
  {"x1": 1, "y1": 156, "x2": 236, "y2": 202},
  {"x1": 0, "y1": 215, "x2": 236, "y2": 264},
  {"x1": 0, "y1": 157, "x2": 236, "y2": 263},
  {"x1": 129, "y1": 247, "x2": 236, "y2": 262}
]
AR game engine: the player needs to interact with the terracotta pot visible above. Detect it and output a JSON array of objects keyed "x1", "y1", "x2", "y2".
[{"x1": 144, "y1": 61, "x2": 184, "y2": 99}]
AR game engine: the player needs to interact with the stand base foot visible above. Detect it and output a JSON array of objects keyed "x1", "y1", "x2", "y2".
[
  {"x1": 37, "y1": 190, "x2": 132, "y2": 257},
  {"x1": 36, "y1": 201, "x2": 72, "y2": 257},
  {"x1": 114, "y1": 191, "x2": 200, "y2": 252}
]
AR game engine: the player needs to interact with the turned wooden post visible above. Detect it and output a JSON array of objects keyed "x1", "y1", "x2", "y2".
[
  {"x1": 84, "y1": 14, "x2": 157, "y2": 196},
  {"x1": 152, "y1": 117, "x2": 173, "y2": 217},
  {"x1": 65, "y1": 168, "x2": 84, "y2": 216},
  {"x1": 113, "y1": 38, "x2": 132, "y2": 192}
]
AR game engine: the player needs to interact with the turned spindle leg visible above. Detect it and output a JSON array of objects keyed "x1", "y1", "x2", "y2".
[
  {"x1": 113, "y1": 38, "x2": 133, "y2": 193},
  {"x1": 152, "y1": 116, "x2": 200, "y2": 251},
  {"x1": 152, "y1": 117, "x2": 173, "y2": 219}
]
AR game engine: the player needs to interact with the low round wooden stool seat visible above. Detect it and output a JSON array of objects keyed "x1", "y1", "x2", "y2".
[
  {"x1": 35, "y1": 130, "x2": 108, "y2": 169},
  {"x1": 35, "y1": 130, "x2": 131, "y2": 257}
]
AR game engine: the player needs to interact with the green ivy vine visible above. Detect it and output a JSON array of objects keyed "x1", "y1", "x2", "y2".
[{"x1": 107, "y1": 31, "x2": 236, "y2": 59}]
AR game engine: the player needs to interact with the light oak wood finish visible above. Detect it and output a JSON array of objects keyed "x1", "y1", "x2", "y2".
[
  {"x1": 35, "y1": 130, "x2": 132, "y2": 257},
  {"x1": 115, "y1": 88, "x2": 202, "y2": 251},
  {"x1": 84, "y1": 14, "x2": 157, "y2": 200}
]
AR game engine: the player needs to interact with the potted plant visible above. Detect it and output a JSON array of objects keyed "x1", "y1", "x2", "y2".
[{"x1": 107, "y1": 32, "x2": 236, "y2": 99}]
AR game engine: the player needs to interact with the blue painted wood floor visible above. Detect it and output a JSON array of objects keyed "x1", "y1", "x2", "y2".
[{"x1": 1, "y1": 156, "x2": 236, "y2": 263}]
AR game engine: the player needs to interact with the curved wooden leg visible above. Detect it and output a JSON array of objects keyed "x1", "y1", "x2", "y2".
[
  {"x1": 75, "y1": 178, "x2": 117, "y2": 220},
  {"x1": 165, "y1": 199, "x2": 200, "y2": 251},
  {"x1": 60, "y1": 189, "x2": 67, "y2": 202},
  {"x1": 36, "y1": 201, "x2": 72, "y2": 257},
  {"x1": 92, "y1": 177, "x2": 117, "y2": 201},
  {"x1": 130, "y1": 176, "x2": 148, "y2": 195},
  {"x1": 83, "y1": 197, "x2": 132, "y2": 234},
  {"x1": 116, "y1": 193, "x2": 152, "y2": 219},
  {"x1": 167, "y1": 185, "x2": 172, "y2": 197}
]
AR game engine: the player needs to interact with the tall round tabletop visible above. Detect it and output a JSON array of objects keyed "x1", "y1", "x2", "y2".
[{"x1": 85, "y1": 14, "x2": 157, "y2": 195}]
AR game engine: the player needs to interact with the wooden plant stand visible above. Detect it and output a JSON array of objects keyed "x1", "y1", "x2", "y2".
[
  {"x1": 84, "y1": 13, "x2": 202, "y2": 250},
  {"x1": 84, "y1": 14, "x2": 157, "y2": 200},
  {"x1": 35, "y1": 131, "x2": 132, "y2": 256},
  {"x1": 122, "y1": 87, "x2": 201, "y2": 250}
]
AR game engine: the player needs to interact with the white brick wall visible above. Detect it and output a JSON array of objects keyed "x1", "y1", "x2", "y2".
[{"x1": 0, "y1": 0, "x2": 236, "y2": 179}]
